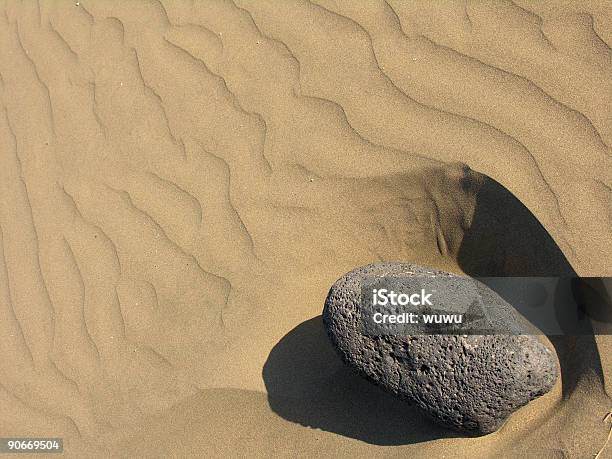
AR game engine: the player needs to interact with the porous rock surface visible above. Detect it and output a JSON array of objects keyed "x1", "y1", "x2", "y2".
[{"x1": 322, "y1": 263, "x2": 558, "y2": 436}]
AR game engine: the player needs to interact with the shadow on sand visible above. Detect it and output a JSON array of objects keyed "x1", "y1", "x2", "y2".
[
  {"x1": 457, "y1": 175, "x2": 604, "y2": 398},
  {"x1": 457, "y1": 175, "x2": 575, "y2": 277},
  {"x1": 263, "y1": 316, "x2": 456, "y2": 445},
  {"x1": 263, "y1": 174, "x2": 604, "y2": 444}
]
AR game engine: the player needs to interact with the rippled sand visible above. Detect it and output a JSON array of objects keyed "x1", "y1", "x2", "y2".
[{"x1": 0, "y1": 1, "x2": 610, "y2": 457}]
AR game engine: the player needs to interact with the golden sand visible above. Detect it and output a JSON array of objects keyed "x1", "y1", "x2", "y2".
[{"x1": 0, "y1": 1, "x2": 610, "y2": 457}]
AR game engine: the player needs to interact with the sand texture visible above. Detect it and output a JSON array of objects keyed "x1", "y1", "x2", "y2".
[{"x1": 0, "y1": 0, "x2": 610, "y2": 457}]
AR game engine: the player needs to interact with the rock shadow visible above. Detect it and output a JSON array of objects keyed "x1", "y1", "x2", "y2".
[
  {"x1": 262, "y1": 316, "x2": 456, "y2": 445},
  {"x1": 458, "y1": 175, "x2": 574, "y2": 277},
  {"x1": 457, "y1": 174, "x2": 605, "y2": 398}
]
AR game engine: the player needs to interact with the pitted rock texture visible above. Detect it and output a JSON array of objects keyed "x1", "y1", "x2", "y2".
[{"x1": 323, "y1": 263, "x2": 558, "y2": 436}]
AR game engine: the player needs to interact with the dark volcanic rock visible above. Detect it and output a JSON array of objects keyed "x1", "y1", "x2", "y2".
[{"x1": 322, "y1": 263, "x2": 558, "y2": 436}]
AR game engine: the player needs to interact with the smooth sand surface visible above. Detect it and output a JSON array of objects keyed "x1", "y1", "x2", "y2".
[{"x1": 0, "y1": 1, "x2": 610, "y2": 457}]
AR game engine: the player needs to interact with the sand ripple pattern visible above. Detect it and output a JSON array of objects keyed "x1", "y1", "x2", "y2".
[{"x1": 0, "y1": 0, "x2": 610, "y2": 457}]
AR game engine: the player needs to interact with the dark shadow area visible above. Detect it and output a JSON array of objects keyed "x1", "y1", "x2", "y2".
[
  {"x1": 458, "y1": 174, "x2": 605, "y2": 398},
  {"x1": 263, "y1": 316, "x2": 457, "y2": 445},
  {"x1": 458, "y1": 175, "x2": 575, "y2": 277}
]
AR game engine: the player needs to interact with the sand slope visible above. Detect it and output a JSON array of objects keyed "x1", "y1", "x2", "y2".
[{"x1": 0, "y1": 0, "x2": 610, "y2": 457}]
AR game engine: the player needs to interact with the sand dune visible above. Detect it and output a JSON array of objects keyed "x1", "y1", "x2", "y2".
[{"x1": 0, "y1": 0, "x2": 610, "y2": 457}]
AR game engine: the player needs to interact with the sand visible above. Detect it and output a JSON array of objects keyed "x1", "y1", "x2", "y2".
[{"x1": 0, "y1": 0, "x2": 610, "y2": 457}]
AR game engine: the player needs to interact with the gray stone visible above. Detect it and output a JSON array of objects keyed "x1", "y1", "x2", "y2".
[{"x1": 322, "y1": 263, "x2": 558, "y2": 436}]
